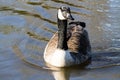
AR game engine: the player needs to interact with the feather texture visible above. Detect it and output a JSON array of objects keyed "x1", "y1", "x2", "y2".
[{"x1": 44, "y1": 22, "x2": 91, "y2": 67}]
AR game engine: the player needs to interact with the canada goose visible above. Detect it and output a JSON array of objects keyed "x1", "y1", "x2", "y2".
[{"x1": 44, "y1": 6, "x2": 91, "y2": 67}]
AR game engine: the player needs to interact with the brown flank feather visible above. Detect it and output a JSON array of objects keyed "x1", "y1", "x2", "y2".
[{"x1": 44, "y1": 24, "x2": 91, "y2": 56}]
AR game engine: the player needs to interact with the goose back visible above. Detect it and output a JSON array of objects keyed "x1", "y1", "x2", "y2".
[{"x1": 44, "y1": 21, "x2": 91, "y2": 57}]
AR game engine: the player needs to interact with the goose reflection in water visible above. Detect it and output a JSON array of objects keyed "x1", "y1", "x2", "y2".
[
  {"x1": 46, "y1": 63, "x2": 89, "y2": 80},
  {"x1": 51, "y1": 66, "x2": 88, "y2": 80}
]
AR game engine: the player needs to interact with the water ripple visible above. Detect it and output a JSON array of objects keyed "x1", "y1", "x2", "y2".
[
  {"x1": 0, "y1": 6, "x2": 56, "y2": 25},
  {"x1": 26, "y1": 31, "x2": 49, "y2": 42},
  {"x1": 51, "y1": 0, "x2": 91, "y2": 10}
]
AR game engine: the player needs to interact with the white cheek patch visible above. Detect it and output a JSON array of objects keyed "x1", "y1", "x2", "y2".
[{"x1": 58, "y1": 9, "x2": 66, "y2": 20}]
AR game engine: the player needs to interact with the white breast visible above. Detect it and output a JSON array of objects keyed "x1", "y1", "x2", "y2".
[{"x1": 44, "y1": 49, "x2": 74, "y2": 67}]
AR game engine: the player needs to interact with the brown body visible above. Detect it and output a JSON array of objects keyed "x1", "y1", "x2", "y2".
[
  {"x1": 44, "y1": 7, "x2": 91, "y2": 67},
  {"x1": 44, "y1": 23, "x2": 91, "y2": 57}
]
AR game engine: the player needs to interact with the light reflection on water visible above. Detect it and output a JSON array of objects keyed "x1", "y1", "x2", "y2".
[{"x1": 0, "y1": 0, "x2": 120, "y2": 80}]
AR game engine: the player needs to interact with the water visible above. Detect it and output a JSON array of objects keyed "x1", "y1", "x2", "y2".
[{"x1": 0, "y1": 0, "x2": 120, "y2": 80}]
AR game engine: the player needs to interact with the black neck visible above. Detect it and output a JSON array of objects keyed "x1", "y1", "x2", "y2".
[{"x1": 57, "y1": 18, "x2": 68, "y2": 50}]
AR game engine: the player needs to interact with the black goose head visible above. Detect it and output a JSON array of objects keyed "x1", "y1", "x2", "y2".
[{"x1": 58, "y1": 6, "x2": 74, "y2": 20}]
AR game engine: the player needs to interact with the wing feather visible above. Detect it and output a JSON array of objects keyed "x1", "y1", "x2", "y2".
[{"x1": 44, "y1": 24, "x2": 91, "y2": 56}]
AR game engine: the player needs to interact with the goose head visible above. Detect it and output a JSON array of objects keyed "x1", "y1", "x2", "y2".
[{"x1": 58, "y1": 6, "x2": 74, "y2": 20}]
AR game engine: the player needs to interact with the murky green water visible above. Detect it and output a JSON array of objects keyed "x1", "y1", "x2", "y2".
[{"x1": 0, "y1": 0, "x2": 120, "y2": 80}]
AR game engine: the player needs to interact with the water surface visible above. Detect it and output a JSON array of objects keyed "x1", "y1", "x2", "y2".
[{"x1": 0, "y1": 0, "x2": 120, "y2": 80}]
